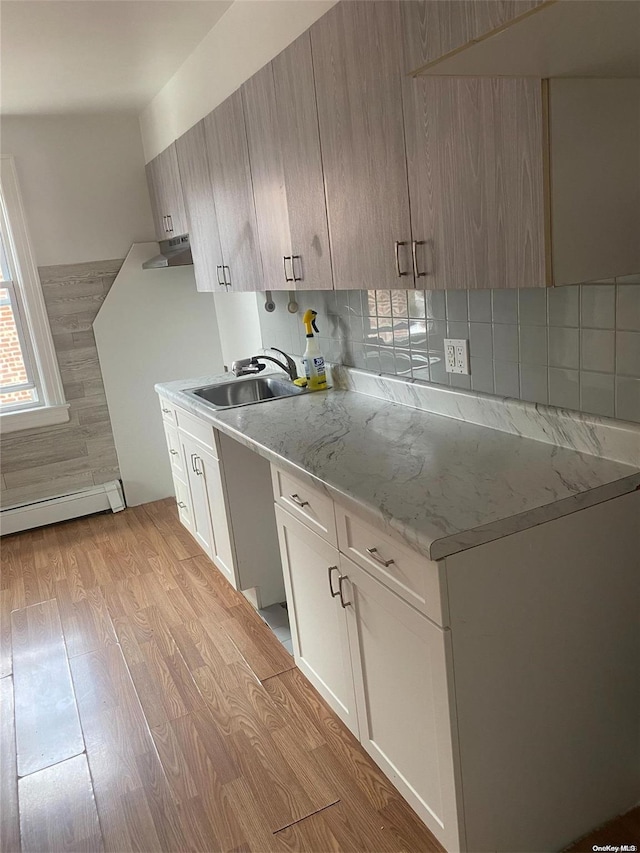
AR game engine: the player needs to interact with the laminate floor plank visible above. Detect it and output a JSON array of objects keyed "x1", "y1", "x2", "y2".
[
  {"x1": 0, "y1": 584, "x2": 25, "y2": 678},
  {"x1": 264, "y1": 666, "x2": 399, "y2": 810},
  {"x1": 19, "y1": 754, "x2": 103, "y2": 853},
  {"x1": 12, "y1": 598, "x2": 85, "y2": 776},
  {"x1": 168, "y1": 713, "x2": 248, "y2": 851},
  {"x1": 222, "y1": 601, "x2": 296, "y2": 682},
  {"x1": 0, "y1": 676, "x2": 20, "y2": 853},
  {"x1": 141, "y1": 498, "x2": 203, "y2": 561},
  {"x1": 56, "y1": 581, "x2": 118, "y2": 658}
]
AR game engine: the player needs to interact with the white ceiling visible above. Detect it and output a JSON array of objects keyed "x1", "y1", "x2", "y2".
[{"x1": 0, "y1": 0, "x2": 233, "y2": 116}]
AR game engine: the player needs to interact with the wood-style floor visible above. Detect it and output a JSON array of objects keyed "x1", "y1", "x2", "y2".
[{"x1": 0, "y1": 499, "x2": 637, "y2": 853}]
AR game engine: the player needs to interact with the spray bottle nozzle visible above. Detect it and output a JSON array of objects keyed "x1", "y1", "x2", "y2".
[{"x1": 303, "y1": 309, "x2": 319, "y2": 336}]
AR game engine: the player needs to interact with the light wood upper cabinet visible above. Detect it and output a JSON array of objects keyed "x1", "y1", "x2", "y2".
[
  {"x1": 242, "y1": 32, "x2": 333, "y2": 291},
  {"x1": 310, "y1": 1, "x2": 415, "y2": 290},
  {"x1": 175, "y1": 121, "x2": 224, "y2": 293},
  {"x1": 145, "y1": 143, "x2": 188, "y2": 242},
  {"x1": 242, "y1": 65, "x2": 292, "y2": 292},
  {"x1": 403, "y1": 76, "x2": 547, "y2": 290},
  {"x1": 272, "y1": 32, "x2": 333, "y2": 291},
  {"x1": 402, "y1": 0, "x2": 546, "y2": 73},
  {"x1": 203, "y1": 89, "x2": 263, "y2": 292},
  {"x1": 403, "y1": 73, "x2": 639, "y2": 289}
]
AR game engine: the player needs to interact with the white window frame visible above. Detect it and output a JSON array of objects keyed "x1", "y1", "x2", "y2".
[{"x1": 0, "y1": 157, "x2": 69, "y2": 433}]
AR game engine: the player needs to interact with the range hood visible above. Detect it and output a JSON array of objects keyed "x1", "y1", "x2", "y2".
[{"x1": 142, "y1": 234, "x2": 193, "y2": 270}]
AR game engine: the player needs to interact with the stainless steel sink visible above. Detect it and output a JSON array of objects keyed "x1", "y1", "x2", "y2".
[{"x1": 186, "y1": 375, "x2": 306, "y2": 409}]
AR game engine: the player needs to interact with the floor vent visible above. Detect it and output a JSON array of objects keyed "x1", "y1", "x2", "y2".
[{"x1": 0, "y1": 480, "x2": 125, "y2": 536}]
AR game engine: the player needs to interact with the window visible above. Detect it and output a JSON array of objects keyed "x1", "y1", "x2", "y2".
[
  {"x1": 0, "y1": 158, "x2": 68, "y2": 432},
  {"x1": 1, "y1": 230, "x2": 39, "y2": 410}
]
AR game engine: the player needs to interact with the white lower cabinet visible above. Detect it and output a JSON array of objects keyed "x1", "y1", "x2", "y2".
[
  {"x1": 200, "y1": 445, "x2": 235, "y2": 585},
  {"x1": 340, "y1": 554, "x2": 460, "y2": 852},
  {"x1": 275, "y1": 505, "x2": 359, "y2": 735},
  {"x1": 275, "y1": 502, "x2": 459, "y2": 850},
  {"x1": 180, "y1": 432, "x2": 215, "y2": 557},
  {"x1": 158, "y1": 396, "x2": 286, "y2": 608}
]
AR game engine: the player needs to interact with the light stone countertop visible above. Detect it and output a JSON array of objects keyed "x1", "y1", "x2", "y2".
[{"x1": 156, "y1": 371, "x2": 640, "y2": 561}]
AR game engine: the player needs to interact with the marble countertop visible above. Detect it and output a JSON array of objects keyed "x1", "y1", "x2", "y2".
[{"x1": 156, "y1": 371, "x2": 640, "y2": 561}]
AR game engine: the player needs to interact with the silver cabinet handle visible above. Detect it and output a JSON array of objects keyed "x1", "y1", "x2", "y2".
[
  {"x1": 328, "y1": 565, "x2": 340, "y2": 598},
  {"x1": 167, "y1": 214, "x2": 174, "y2": 233},
  {"x1": 216, "y1": 265, "x2": 225, "y2": 287},
  {"x1": 162, "y1": 407, "x2": 171, "y2": 413},
  {"x1": 292, "y1": 254, "x2": 302, "y2": 282},
  {"x1": 223, "y1": 265, "x2": 231, "y2": 288},
  {"x1": 162, "y1": 215, "x2": 168, "y2": 233},
  {"x1": 177, "y1": 501, "x2": 187, "y2": 509},
  {"x1": 394, "y1": 241, "x2": 409, "y2": 277},
  {"x1": 190, "y1": 453, "x2": 197, "y2": 473},
  {"x1": 283, "y1": 256, "x2": 294, "y2": 283},
  {"x1": 366, "y1": 547, "x2": 395, "y2": 568},
  {"x1": 169, "y1": 449, "x2": 178, "y2": 456},
  {"x1": 289, "y1": 493, "x2": 309, "y2": 508},
  {"x1": 412, "y1": 240, "x2": 426, "y2": 278},
  {"x1": 338, "y1": 575, "x2": 351, "y2": 608},
  {"x1": 195, "y1": 457, "x2": 203, "y2": 476}
]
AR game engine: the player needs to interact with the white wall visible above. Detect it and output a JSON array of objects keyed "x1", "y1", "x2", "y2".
[
  {"x1": 213, "y1": 291, "x2": 263, "y2": 368},
  {"x1": 1, "y1": 114, "x2": 155, "y2": 266},
  {"x1": 94, "y1": 243, "x2": 224, "y2": 506},
  {"x1": 139, "y1": 0, "x2": 336, "y2": 162}
]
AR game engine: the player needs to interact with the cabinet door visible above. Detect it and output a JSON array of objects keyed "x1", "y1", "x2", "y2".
[
  {"x1": 198, "y1": 446, "x2": 237, "y2": 587},
  {"x1": 145, "y1": 144, "x2": 188, "y2": 241},
  {"x1": 204, "y1": 90, "x2": 263, "y2": 292},
  {"x1": 275, "y1": 505, "x2": 358, "y2": 735},
  {"x1": 340, "y1": 555, "x2": 461, "y2": 852},
  {"x1": 402, "y1": 1, "x2": 545, "y2": 72},
  {"x1": 403, "y1": 76, "x2": 546, "y2": 290},
  {"x1": 145, "y1": 154, "x2": 169, "y2": 241},
  {"x1": 175, "y1": 121, "x2": 225, "y2": 293},
  {"x1": 272, "y1": 31, "x2": 333, "y2": 291},
  {"x1": 242, "y1": 63, "x2": 292, "y2": 293},
  {"x1": 310, "y1": 1, "x2": 414, "y2": 290},
  {"x1": 180, "y1": 434, "x2": 214, "y2": 558}
]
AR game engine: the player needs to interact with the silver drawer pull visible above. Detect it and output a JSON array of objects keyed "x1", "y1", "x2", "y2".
[
  {"x1": 289, "y1": 493, "x2": 309, "y2": 508},
  {"x1": 177, "y1": 501, "x2": 187, "y2": 509},
  {"x1": 169, "y1": 449, "x2": 178, "y2": 456},
  {"x1": 366, "y1": 547, "x2": 394, "y2": 568},
  {"x1": 162, "y1": 408, "x2": 171, "y2": 414}
]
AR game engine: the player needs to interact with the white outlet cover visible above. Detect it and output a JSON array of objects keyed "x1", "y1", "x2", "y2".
[{"x1": 444, "y1": 338, "x2": 470, "y2": 375}]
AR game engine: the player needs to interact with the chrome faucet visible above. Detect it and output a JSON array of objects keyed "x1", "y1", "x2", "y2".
[{"x1": 231, "y1": 347, "x2": 299, "y2": 382}]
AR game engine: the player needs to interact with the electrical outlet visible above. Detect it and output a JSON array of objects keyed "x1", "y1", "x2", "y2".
[{"x1": 444, "y1": 338, "x2": 470, "y2": 375}]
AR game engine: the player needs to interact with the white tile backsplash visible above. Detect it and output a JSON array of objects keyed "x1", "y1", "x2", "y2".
[{"x1": 259, "y1": 281, "x2": 640, "y2": 422}]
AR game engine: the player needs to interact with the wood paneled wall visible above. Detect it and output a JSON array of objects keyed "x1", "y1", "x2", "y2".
[{"x1": 0, "y1": 259, "x2": 123, "y2": 509}]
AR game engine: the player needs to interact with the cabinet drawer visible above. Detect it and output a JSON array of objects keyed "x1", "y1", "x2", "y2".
[
  {"x1": 163, "y1": 422, "x2": 183, "y2": 476},
  {"x1": 271, "y1": 466, "x2": 337, "y2": 546},
  {"x1": 173, "y1": 475, "x2": 193, "y2": 532},
  {"x1": 175, "y1": 407, "x2": 217, "y2": 457},
  {"x1": 159, "y1": 397, "x2": 176, "y2": 424},
  {"x1": 336, "y1": 506, "x2": 445, "y2": 626}
]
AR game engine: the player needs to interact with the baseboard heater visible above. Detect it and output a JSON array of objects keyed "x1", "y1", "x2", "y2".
[{"x1": 0, "y1": 480, "x2": 125, "y2": 536}]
